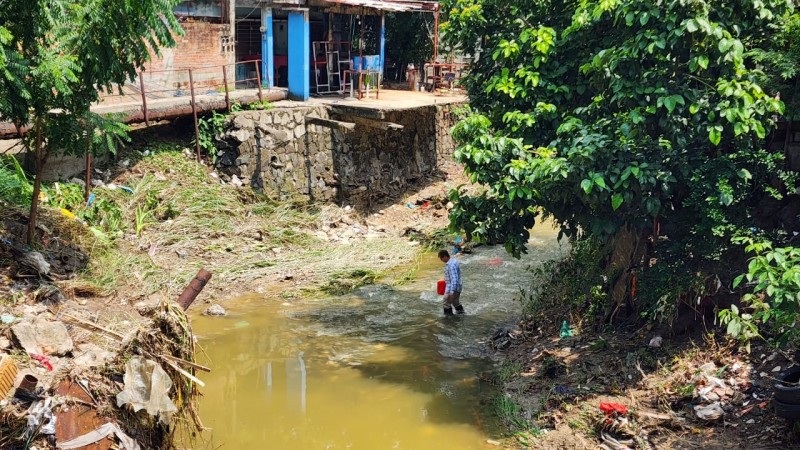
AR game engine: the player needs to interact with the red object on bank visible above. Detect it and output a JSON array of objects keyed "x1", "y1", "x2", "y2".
[
  {"x1": 437, "y1": 280, "x2": 446, "y2": 295},
  {"x1": 599, "y1": 402, "x2": 628, "y2": 416}
]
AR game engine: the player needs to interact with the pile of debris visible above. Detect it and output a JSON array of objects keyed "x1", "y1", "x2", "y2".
[{"x1": 0, "y1": 300, "x2": 206, "y2": 450}]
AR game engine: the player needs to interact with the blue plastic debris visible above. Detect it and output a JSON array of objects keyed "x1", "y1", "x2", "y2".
[
  {"x1": 119, "y1": 186, "x2": 134, "y2": 194},
  {"x1": 87, "y1": 192, "x2": 96, "y2": 207}
]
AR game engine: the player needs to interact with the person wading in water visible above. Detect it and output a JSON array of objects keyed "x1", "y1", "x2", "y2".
[{"x1": 438, "y1": 249, "x2": 465, "y2": 315}]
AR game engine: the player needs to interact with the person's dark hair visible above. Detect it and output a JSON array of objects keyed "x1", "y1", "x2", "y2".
[{"x1": 438, "y1": 249, "x2": 450, "y2": 258}]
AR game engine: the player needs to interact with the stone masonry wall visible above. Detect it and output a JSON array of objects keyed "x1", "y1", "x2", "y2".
[{"x1": 215, "y1": 102, "x2": 464, "y2": 208}]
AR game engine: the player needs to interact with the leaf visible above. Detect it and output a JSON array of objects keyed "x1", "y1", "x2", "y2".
[
  {"x1": 580, "y1": 179, "x2": 593, "y2": 193},
  {"x1": 611, "y1": 194, "x2": 623, "y2": 210},
  {"x1": 733, "y1": 274, "x2": 744, "y2": 289},
  {"x1": 685, "y1": 19, "x2": 698, "y2": 33},
  {"x1": 737, "y1": 169, "x2": 752, "y2": 180},
  {"x1": 698, "y1": 54, "x2": 709, "y2": 70},
  {"x1": 593, "y1": 175, "x2": 607, "y2": 189},
  {"x1": 689, "y1": 103, "x2": 700, "y2": 114},
  {"x1": 709, "y1": 126, "x2": 722, "y2": 145}
]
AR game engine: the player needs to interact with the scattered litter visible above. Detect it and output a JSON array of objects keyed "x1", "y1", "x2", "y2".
[
  {"x1": 600, "y1": 402, "x2": 629, "y2": 417},
  {"x1": 560, "y1": 320, "x2": 573, "y2": 338},
  {"x1": 0, "y1": 313, "x2": 15, "y2": 324},
  {"x1": 56, "y1": 422, "x2": 140, "y2": 450},
  {"x1": 86, "y1": 192, "x2": 96, "y2": 207},
  {"x1": 26, "y1": 398, "x2": 56, "y2": 438},
  {"x1": 120, "y1": 185, "x2": 135, "y2": 194},
  {"x1": 30, "y1": 354, "x2": 53, "y2": 371},
  {"x1": 116, "y1": 356, "x2": 177, "y2": 424},
  {"x1": 772, "y1": 366, "x2": 781, "y2": 372}
]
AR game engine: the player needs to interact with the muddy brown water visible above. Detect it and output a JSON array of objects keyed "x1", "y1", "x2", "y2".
[{"x1": 191, "y1": 224, "x2": 563, "y2": 449}]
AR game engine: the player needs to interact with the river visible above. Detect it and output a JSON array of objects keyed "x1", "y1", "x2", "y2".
[{"x1": 190, "y1": 222, "x2": 563, "y2": 449}]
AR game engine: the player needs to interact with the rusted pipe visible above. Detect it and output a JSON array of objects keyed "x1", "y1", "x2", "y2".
[
  {"x1": 188, "y1": 69, "x2": 201, "y2": 162},
  {"x1": 177, "y1": 268, "x2": 212, "y2": 310},
  {"x1": 139, "y1": 72, "x2": 149, "y2": 127}
]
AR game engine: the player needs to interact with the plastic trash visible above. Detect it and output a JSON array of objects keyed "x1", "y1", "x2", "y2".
[
  {"x1": 0, "y1": 313, "x2": 15, "y2": 324},
  {"x1": 559, "y1": 320, "x2": 573, "y2": 338},
  {"x1": 26, "y1": 398, "x2": 55, "y2": 438},
  {"x1": 599, "y1": 402, "x2": 628, "y2": 416},
  {"x1": 120, "y1": 185, "x2": 135, "y2": 194},
  {"x1": 57, "y1": 422, "x2": 140, "y2": 450},
  {"x1": 87, "y1": 192, "x2": 96, "y2": 207},
  {"x1": 30, "y1": 354, "x2": 54, "y2": 371},
  {"x1": 116, "y1": 356, "x2": 177, "y2": 424}
]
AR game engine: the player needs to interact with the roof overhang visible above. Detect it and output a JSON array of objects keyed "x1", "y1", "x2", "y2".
[{"x1": 309, "y1": 0, "x2": 439, "y2": 13}]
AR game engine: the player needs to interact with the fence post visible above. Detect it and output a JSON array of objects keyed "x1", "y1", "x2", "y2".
[
  {"x1": 188, "y1": 69, "x2": 201, "y2": 163},
  {"x1": 222, "y1": 65, "x2": 231, "y2": 112},
  {"x1": 139, "y1": 72, "x2": 149, "y2": 126},
  {"x1": 254, "y1": 60, "x2": 264, "y2": 103}
]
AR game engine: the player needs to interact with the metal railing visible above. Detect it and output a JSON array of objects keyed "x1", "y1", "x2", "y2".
[{"x1": 98, "y1": 59, "x2": 270, "y2": 161}]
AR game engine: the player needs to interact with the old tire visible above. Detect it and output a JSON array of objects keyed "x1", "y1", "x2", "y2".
[
  {"x1": 774, "y1": 398, "x2": 800, "y2": 420},
  {"x1": 774, "y1": 366, "x2": 800, "y2": 404}
]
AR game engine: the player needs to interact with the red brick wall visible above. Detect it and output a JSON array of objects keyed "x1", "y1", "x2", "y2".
[{"x1": 141, "y1": 19, "x2": 235, "y2": 93}]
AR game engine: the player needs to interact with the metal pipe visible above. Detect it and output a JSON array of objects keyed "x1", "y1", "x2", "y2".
[
  {"x1": 176, "y1": 268, "x2": 212, "y2": 310},
  {"x1": 139, "y1": 72, "x2": 149, "y2": 127},
  {"x1": 188, "y1": 69, "x2": 201, "y2": 162},
  {"x1": 222, "y1": 65, "x2": 231, "y2": 111}
]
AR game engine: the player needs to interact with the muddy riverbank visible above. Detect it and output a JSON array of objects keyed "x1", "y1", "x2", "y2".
[{"x1": 0, "y1": 137, "x2": 472, "y2": 448}]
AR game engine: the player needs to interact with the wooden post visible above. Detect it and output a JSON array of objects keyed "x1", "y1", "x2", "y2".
[
  {"x1": 139, "y1": 72, "x2": 149, "y2": 127},
  {"x1": 188, "y1": 69, "x2": 201, "y2": 162},
  {"x1": 255, "y1": 61, "x2": 264, "y2": 102},
  {"x1": 177, "y1": 268, "x2": 212, "y2": 310},
  {"x1": 222, "y1": 65, "x2": 231, "y2": 112}
]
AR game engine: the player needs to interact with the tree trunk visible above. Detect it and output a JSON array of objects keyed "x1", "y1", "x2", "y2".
[{"x1": 26, "y1": 118, "x2": 44, "y2": 246}]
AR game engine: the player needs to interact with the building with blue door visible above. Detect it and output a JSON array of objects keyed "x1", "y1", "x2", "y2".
[{"x1": 235, "y1": 0, "x2": 439, "y2": 101}]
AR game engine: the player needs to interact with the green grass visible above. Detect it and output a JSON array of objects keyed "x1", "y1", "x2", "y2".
[
  {"x1": 497, "y1": 361, "x2": 524, "y2": 383},
  {"x1": 0, "y1": 156, "x2": 33, "y2": 207}
]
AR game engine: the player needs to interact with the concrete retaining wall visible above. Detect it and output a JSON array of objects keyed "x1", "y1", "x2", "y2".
[{"x1": 214, "y1": 101, "x2": 464, "y2": 208}]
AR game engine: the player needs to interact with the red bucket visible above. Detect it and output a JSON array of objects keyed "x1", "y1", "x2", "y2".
[{"x1": 436, "y1": 280, "x2": 446, "y2": 295}]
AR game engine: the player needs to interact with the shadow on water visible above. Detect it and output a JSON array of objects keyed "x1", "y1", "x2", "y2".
[{"x1": 191, "y1": 223, "x2": 565, "y2": 449}]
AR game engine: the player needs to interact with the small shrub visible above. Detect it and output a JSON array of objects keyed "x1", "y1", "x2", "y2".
[{"x1": 720, "y1": 239, "x2": 800, "y2": 348}]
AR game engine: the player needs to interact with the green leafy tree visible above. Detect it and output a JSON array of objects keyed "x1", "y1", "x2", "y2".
[
  {"x1": 444, "y1": 1, "x2": 787, "y2": 249},
  {"x1": 0, "y1": 0, "x2": 181, "y2": 244},
  {"x1": 384, "y1": 12, "x2": 434, "y2": 81},
  {"x1": 442, "y1": 0, "x2": 795, "y2": 314}
]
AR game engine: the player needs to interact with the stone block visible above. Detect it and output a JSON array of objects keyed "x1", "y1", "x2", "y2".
[{"x1": 293, "y1": 124, "x2": 306, "y2": 138}]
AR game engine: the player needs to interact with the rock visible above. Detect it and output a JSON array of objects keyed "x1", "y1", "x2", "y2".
[
  {"x1": 205, "y1": 305, "x2": 227, "y2": 316},
  {"x1": 648, "y1": 336, "x2": 663, "y2": 348},
  {"x1": 72, "y1": 343, "x2": 112, "y2": 369},
  {"x1": 699, "y1": 362, "x2": 717, "y2": 376},
  {"x1": 12, "y1": 318, "x2": 74, "y2": 356},
  {"x1": 91, "y1": 179, "x2": 104, "y2": 187},
  {"x1": 229, "y1": 129, "x2": 252, "y2": 143},
  {"x1": 0, "y1": 337, "x2": 10, "y2": 349},
  {"x1": 772, "y1": 366, "x2": 781, "y2": 372},
  {"x1": 694, "y1": 403, "x2": 724, "y2": 422},
  {"x1": 69, "y1": 178, "x2": 86, "y2": 187},
  {"x1": 230, "y1": 175, "x2": 243, "y2": 187}
]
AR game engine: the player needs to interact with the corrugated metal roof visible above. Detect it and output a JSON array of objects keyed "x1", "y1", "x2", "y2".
[{"x1": 323, "y1": 0, "x2": 438, "y2": 12}]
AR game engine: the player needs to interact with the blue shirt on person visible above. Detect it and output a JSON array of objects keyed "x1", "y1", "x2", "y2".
[{"x1": 444, "y1": 258, "x2": 462, "y2": 294}]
